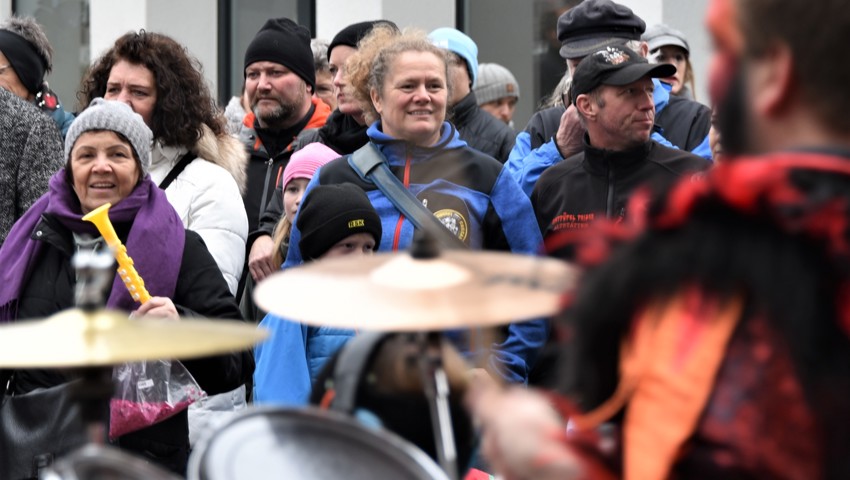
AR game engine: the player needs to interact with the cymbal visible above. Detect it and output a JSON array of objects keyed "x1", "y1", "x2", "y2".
[
  {"x1": 254, "y1": 250, "x2": 579, "y2": 331},
  {"x1": 0, "y1": 309, "x2": 267, "y2": 368}
]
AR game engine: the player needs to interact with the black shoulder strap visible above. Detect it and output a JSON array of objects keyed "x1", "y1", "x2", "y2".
[
  {"x1": 349, "y1": 143, "x2": 467, "y2": 250},
  {"x1": 158, "y1": 151, "x2": 197, "y2": 190},
  {"x1": 329, "y1": 332, "x2": 389, "y2": 414}
]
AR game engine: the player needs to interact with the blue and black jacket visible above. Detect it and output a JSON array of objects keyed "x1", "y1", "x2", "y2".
[{"x1": 253, "y1": 121, "x2": 547, "y2": 405}]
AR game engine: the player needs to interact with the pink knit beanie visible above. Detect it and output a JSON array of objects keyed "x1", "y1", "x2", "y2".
[{"x1": 282, "y1": 143, "x2": 341, "y2": 188}]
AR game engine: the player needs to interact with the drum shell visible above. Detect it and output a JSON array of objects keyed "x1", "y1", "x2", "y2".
[{"x1": 188, "y1": 406, "x2": 449, "y2": 480}]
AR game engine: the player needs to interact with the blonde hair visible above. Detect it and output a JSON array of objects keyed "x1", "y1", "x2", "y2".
[
  {"x1": 345, "y1": 26, "x2": 452, "y2": 124},
  {"x1": 271, "y1": 215, "x2": 293, "y2": 268}
]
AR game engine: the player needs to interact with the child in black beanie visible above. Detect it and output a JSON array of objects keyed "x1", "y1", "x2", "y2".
[
  {"x1": 296, "y1": 182, "x2": 382, "y2": 261},
  {"x1": 254, "y1": 182, "x2": 382, "y2": 405}
]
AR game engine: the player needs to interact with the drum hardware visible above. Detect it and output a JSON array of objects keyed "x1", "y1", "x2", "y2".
[
  {"x1": 255, "y1": 232, "x2": 579, "y2": 479},
  {"x1": 0, "y1": 248, "x2": 265, "y2": 478},
  {"x1": 187, "y1": 407, "x2": 450, "y2": 480}
]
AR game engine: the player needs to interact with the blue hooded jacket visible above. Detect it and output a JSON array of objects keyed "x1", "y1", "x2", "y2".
[{"x1": 253, "y1": 122, "x2": 547, "y2": 406}]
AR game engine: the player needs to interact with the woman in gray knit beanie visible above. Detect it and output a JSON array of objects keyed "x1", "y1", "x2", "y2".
[
  {"x1": 474, "y1": 63, "x2": 520, "y2": 127},
  {"x1": 64, "y1": 98, "x2": 152, "y2": 212}
]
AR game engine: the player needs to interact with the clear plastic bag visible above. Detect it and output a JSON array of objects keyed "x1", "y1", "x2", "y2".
[{"x1": 109, "y1": 359, "x2": 206, "y2": 440}]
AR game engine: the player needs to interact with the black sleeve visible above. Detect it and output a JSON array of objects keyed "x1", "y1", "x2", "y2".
[
  {"x1": 685, "y1": 103, "x2": 712, "y2": 152},
  {"x1": 247, "y1": 182, "x2": 284, "y2": 250},
  {"x1": 530, "y1": 176, "x2": 553, "y2": 236},
  {"x1": 173, "y1": 230, "x2": 254, "y2": 395}
]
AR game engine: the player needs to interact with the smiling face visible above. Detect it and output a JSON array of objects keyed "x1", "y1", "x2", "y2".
[
  {"x1": 579, "y1": 77, "x2": 656, "y2": 151},
  {"x1": 104, "y1": 60, "x2": 158, "y2": 128},
  {"x1": 370, "y1": 51, "x2": 448, "y2": 147},
  {"x1": 70, "y1": 130, "x2": 141, "y2": 214}
]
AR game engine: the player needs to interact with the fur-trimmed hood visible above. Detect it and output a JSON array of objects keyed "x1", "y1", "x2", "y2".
[{"x1": 193, "y1": 123, "x2": 248, "y2": 194}]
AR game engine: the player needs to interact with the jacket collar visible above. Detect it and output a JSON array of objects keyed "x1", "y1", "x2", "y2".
[
  {"x1": 582, "y1": 134, "x2": 654, "y2": 176},
  {"x1": 238, "y1": 97, "x2": 332, "y2": 157},
  {"x1": 366, "y1": 121, "x2": 467, "y2": 166}
]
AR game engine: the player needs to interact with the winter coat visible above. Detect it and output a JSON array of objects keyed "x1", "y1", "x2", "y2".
[
  {"x1": 148, "y1": 125, "x2": 249, "y2": 295},
  {"x1": 452, "y1": 91, "x2": 516, "y2": 163},
  {"x1": 252, "y1": 110, "x2": 368, "y2": 246},
  {"x1": 277, "y1": 122, "x2": 546, "y2": 384},
  {"x1": 0, "y1": 88, "x2": 64, "y2": 246},
  {"x1": 506, "y1": 79, "x2": 712, "y2": 196},
  {"x1": 254, "y1": 317, "x2": 353, "y2": 405},
  {"x1": 236, "y1": 98, "x2": 331, "y2": 239},
  {"x1": 531, "y1": 137, "x2": 710, "y2": 236},
  {"x1": 8, "y1": 214, "x2": 251, "y2": 475}
]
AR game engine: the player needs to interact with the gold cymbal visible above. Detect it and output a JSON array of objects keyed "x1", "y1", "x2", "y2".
[
  {"x1": 254, "y1": 250, "x2": 579, "y2": 331},
  {"x1": 0, "y1": 309, "x2": 267, "y2": 368}
]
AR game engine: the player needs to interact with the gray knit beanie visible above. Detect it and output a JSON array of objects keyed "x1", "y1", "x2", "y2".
[
  {"x1": 473, "y1": 63, "x2": 520, "y2": 106},
  {"x1": 65, "y1": 98, "x2": 152, "y2": 174}
]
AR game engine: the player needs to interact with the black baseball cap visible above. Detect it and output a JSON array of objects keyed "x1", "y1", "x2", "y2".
[
  {"x1": 570, "y1": 46, "x2": 676, "y2": 105},
  {"x1": 557, "y1": 0, "x2": 646, "y2": 59}
]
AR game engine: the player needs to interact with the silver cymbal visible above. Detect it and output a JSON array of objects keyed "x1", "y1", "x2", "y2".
[
  {"x1": 0, "y1": 309, "x2": 267, "y2": 368},
  {"x1": 254, "y1": 250, "x2": 579, "y2": 331}
]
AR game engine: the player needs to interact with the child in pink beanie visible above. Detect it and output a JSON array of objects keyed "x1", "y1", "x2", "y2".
[{"x1": 271, "y1": 142, "x2": 340, "y2": 266}]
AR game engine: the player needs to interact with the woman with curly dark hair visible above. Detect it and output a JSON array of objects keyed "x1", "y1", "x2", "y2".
[{"x1": 78, "y1": 31, "x2": 248, "y2": 297}]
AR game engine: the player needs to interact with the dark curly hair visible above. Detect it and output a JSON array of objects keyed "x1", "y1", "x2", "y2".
[{"x1": 77, "y1": 30, "x2": 224, "y2": 148}]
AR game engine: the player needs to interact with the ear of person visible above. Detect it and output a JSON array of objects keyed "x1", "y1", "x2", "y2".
[{"x1": 752, "y1": 43, "x2": 795, "y2": 117}]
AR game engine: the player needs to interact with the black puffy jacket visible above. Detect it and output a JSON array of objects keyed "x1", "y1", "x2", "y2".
[{"x1": 451, "y1": 92, "x2": 516, "y2": 163}]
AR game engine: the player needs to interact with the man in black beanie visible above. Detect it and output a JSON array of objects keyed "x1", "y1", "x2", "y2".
[{"x1": 237, "y1": 17, "x2": 332, "y2": 297}]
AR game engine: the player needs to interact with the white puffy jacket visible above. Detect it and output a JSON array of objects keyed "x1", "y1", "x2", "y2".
[{"x1": 148, "y1": 125, "x2": 248, "y2": 295}]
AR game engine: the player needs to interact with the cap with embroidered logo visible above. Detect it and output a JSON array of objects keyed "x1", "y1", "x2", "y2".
[{"x1": 570, "y1": 46, "x2": 675, "y2": 105}]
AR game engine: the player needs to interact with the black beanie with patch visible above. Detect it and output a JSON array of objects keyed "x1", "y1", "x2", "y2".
[
  {"x1": 297, "y1": 183, "x2": 382, "y2": 261},
  {"x1": 244, "y1": 17, "x2": 316, "y2": 92}
]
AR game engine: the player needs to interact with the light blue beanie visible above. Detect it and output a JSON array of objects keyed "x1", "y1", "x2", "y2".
[{"x1": 428, "y1": 27, "x2": 479, "y2": 87}]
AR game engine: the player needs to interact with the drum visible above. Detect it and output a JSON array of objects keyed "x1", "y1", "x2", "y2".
[
  {"x1": 42, "y1": 444, "x2": 181, "y2": 480},
  {"x1": 187, "y1": 406, "x2": 450, "y2": 480}
]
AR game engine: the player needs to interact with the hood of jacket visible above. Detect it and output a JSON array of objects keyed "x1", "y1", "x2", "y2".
[{"x1": 192, "y1": 123, "x2": 249, "y2": 194}]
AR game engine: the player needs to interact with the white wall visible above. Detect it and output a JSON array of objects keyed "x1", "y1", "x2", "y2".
[
  {"x1": 147, "y1": 0, "x2": 218, "y2": 98},
  {"x1": 89, "y1": 0, "x2": 145, "y2": 62},
  {"x1": 316, "y1": 0, "x2": 383, "y2": 41},
  {"x1": 316, "y1": 0, "x2": 454, "y2": 41},
  {"x1": 88, "y1": 0, "x2": 218, "y2": 98}
]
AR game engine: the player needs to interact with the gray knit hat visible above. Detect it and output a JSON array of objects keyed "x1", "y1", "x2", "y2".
[
  {"x1": 473, "y1": 63, "x2": 520, "y2": 106},
  {"x1": 65, "y1": 98, "x2": 152, "y2": 174}
]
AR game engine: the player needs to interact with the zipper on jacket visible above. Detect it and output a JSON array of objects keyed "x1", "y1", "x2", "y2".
[
  {"x1": 606, "y1": 163, "x2": 615, "y2": 218},
  {"x1": 391, "y1": 150, "x2": 413, "y2": 251},
  {"x1": 258, "y1": 158, "x2": 274, "y2": 224}
]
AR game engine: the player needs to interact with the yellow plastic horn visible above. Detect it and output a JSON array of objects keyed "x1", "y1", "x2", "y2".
[{"x1": 82, "y1": 203, "x2": 151, "y2": 304}]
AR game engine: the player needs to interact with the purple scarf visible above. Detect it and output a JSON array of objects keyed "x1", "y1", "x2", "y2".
[{"x1": 0, "y1": 169, "x2": 185, "y2": 321}]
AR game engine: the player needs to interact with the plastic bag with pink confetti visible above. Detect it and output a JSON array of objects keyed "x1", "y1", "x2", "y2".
[{"x1": 109, "y1": 359, "x2": 206, "y2": 440}]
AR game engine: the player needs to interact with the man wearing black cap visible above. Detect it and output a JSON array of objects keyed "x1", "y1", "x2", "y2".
[
  {"x1": 237, "y1": 17, "x2": 332, "y2": 286},
  {"x1": 505, "y1": 0, "x2": 712, "y2": 196},
  {"x1": 531, "y1": 46, "x2": 708, "y2": 236}
]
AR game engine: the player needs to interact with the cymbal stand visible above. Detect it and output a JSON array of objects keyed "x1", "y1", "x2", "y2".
[
  {"x1": 71, "y1": 249, "x2": 117, "y2": 445},
  {"x1": 416, "y1": 331, "x2": 459, "y2": 480}
]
